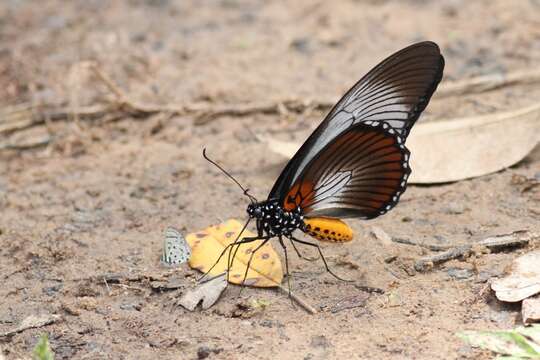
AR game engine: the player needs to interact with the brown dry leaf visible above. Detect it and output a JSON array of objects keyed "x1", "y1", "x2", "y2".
[
  {"x1": 177, "y1": 273, "x2": 228, "y2": 311},
  {"x1": 491, "y1": 250, "x2": 540, "y2": 302},
  {"x1": 186, "y1": 219, "x2": 283, "y2": 287},
  {"x1": 260, "y1": 103, "x2": 540, "y2": 184}
]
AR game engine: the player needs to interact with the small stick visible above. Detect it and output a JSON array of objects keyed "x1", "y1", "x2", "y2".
[
  {"x1": 277, "y1": 284, "x2": 317, "y2": 314},
  {"x1": 436, "y1": 69, "x2": 540, "y2": 97},
  {"x1": 103, "y1": 278, "x2": 111, "y2": 295},
  {"x1": 2, "y1": 68, "x2": 540, "y2": 136},
  {"x1": 414, "y1": 231, "x2": 538, "y2": 272},
  {"x1": 414, "y1": 245, "x2": 473, "y2": 272},
  {"x1": 392, "y1": 237, "x2": 454, "y2": 251},
  {"x1": 0, "y1": 135, "x2": 52, "y2": 150}
]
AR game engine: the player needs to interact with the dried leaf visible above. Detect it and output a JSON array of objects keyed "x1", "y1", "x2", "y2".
[
  {"x1": 186, "y1": 219, "x2": 283, "y2": 287},
  {"x1": 178, "y1": 274, "x2": 227, "y2": 311},
  {"x1": 260, "y1": 103, "x2": 540, "y2": 184},
  {"x1": 523, "y1": 295, "x2": 540, "y2": 325},
  {"x1": 458, "y1": 325, "x2": 540, "y2": 359},
  {"x1": 491, "y1": 250, "x2": 540, "y2": 302}
]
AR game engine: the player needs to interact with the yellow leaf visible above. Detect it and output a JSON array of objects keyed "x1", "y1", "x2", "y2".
[{"x1": 186, "y1": 219, "x2": 283, "y2": 287}]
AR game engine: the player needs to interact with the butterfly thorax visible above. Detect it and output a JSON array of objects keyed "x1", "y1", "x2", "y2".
[{"x1": 247, "y1": 199, "x2": 304, "y2": 237}]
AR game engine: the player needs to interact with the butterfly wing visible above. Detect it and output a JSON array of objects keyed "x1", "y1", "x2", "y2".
[
  {"x1": 269, "y1": 41, "x2": 444, "y2": 202},
  {"x1": 161, "y1": 227, "x2": 191, "y2": 266},
  {"x1": 282, "y1": 122, "x2": 410, "y2": 219}
]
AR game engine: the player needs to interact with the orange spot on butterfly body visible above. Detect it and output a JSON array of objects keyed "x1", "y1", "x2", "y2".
[{"x1": 303, "y1": 217, "x2": 353, "y2": 242}]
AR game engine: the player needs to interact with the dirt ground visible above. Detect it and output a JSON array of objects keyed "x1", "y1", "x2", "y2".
[{"x1": 0, "y1": 1, "x2": 539, "y2": 359}]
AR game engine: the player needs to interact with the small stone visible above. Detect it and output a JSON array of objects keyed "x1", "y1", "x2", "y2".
[
  {"x1": 310, "y1": 335, "x2": 331, "y2": 348},
  {"x1": 447, "y1": 268, "x2": 473, "y2": 280},
  {"x1": 259, "y1": 319, "x2": 273, "y2": 328},
  {"x1": 119, "y1": 301, "x2": 143, "y2": 311},
  {"x1": 197, "y1": 346, "x2": 211, "y2": 359},
  {"x1": 196, "y1": 346, "x2": 222, "y2": 359},
  {"x1": 442, "y1": 202, "x2": 466, "y2": 215},
  {"x1": 290, "y1": 37, "x2": 311, "y2": 53},
  {"x1": 43, "y1": 284, "x2": 63, "y2": 296},
  {"x1": 78, "y1": 297, "x2": 98, "y2": 311}
]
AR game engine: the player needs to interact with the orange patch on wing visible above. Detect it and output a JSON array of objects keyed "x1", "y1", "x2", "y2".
[
  {"x1": 283, "y1": 181, "x2": 315, "y2": 211},
  {"x1": 304, "y1": 217, "x2": 353, "y2": 242}
]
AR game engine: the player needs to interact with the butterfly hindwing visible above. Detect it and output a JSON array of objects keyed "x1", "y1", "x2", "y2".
[
  {"x1": 269, "y1": 41, "x2": 443, "y2": 205},
  {"x1": 161, "y1": 227, "x2": 191, "y2": 266},
  {"x1": 283, "y1": 122, "x2": 410, "y2": 219}
]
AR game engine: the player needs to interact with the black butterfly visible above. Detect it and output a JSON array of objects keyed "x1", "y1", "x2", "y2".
[{"x1": 204, "y1": 41, "x2": 444, "y2": 284}]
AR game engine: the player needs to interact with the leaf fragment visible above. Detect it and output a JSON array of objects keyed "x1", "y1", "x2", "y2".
[
  {"x1": 186, "y1": 219, "x2": 283, "y2": 287},
  {"x1": 177, "y1": 274, "x2": 228, "y2": 311},
  {"x1": 458, "y1": 325, "x2": 540, "y2": 359},
  {"x1": 491, "y1": 250, "x2": 540, "y2": 302}
]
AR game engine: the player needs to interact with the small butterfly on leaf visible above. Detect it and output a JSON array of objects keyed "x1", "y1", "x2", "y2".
[{"x1": 161, "y1": 227, "x2": 191, "y2": 267}]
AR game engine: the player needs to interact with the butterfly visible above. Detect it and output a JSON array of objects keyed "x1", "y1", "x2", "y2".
[
  {"x1": 161, "y1": 227, "x2": 191, "y2": 266},
  {"x1": 204, "y1": 41, "x2": 444, "y2": 284}
]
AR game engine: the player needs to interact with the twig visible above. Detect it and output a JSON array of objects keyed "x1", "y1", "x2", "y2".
[
  {"x1": 392, "y1": 237, "x2": 453, "y2": 251},
  {"x1": 103, "y1": 278, "x2": 111, "y2": 295},
  {"x1": 0, "y1": 104, "x2": 112, "y2": 135},
  {"x1": 1, "y1": 68, "x2": 539, "y2": 136},
  {"x1": 193, "y1": 99, "x2": 327, "y2": 125},
  {"x1": 0, "y1": 135, "x2": 52, "y2": 150},
  {"x1": 436, "y1": 69, "x2": 540, "y2": 97},
  {"x1": 477, "y1": 230, "x2": 535, "y2": 249},
  {"x1": 277, "y1": 284, "x2": 317, "y2": 314},
  {"x1": 414, "y1": 245, "x2": 473, "y2": 272},
  {"x1": 414, "y1": 230, "x2": 538, "y2": 272},
  {"x1": 69, "y1": 271, "x2": 167, "y2": 283},
  {"x1": 0, "y1": 314, "x2": 61, "y2": 337}
]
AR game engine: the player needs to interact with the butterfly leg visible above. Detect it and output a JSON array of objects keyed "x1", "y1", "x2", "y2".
[
  {"x1": 277, "y1": 235, "x2": 293, "y2": 297},
  {"x1": 200, "y1": 235, "x2": 259, "y2": 282},
  {"x1": 230, "y1": 235, "x2": 271, "y2": 276},
  {"x1": 227, "y1": 235, "x2": 269, "y2": 283},
  {"x1": 238, "y1": 236, "x2": 273, "y2": 291},
  {"x1": 288, "y1": 235, "x2": 353, "y2": 282},
  {"x1": 289, "y1": 237, "x2": 319, "y2": 262},
  {"x1": 199, "y1": 218, "x2": 252, "y2": 282},
  {"x1": 227, "y1": 219, "x2": 266, "y2": 281}
]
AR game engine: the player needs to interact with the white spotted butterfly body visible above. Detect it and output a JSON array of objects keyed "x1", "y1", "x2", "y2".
[{"x1": 161, "y1": 227, "x2": 191, "y2": 266}]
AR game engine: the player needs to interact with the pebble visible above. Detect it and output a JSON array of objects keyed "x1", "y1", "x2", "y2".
[
  {"x1": 310, "y1": 335, "x2": 331, "y2": 348},
  {"x1": 447, "y1": 268, "x2": 473, "y2": 280}
]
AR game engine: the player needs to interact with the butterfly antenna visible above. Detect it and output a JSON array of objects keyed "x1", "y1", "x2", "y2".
[{"x1": 203, "y1": 148, "x2": 258, "y2": 203}]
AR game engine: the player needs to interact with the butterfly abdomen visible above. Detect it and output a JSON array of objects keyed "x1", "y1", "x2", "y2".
[{"x1": 303, "y1": 217, "x2": 353, "y2": 242}]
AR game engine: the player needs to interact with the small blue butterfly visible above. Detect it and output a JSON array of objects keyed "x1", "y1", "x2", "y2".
[{"x1": 161, "y1": 227, "x2": 191, "y2": 266}]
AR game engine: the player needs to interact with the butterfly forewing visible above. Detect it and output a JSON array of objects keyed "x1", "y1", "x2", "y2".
[
  {"x1": 283, "y1": 123, "x2": 410, "y2": 219},
  {"x1": 269, "y1": 41, "x2": 444, "y2": 204}
]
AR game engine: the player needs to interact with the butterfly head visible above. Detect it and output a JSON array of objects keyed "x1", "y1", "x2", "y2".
[{"x1": 246, "y1": 202, "x2": 263, "y2": 219}]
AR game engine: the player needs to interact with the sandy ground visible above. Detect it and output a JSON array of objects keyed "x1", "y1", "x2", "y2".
[{"x1": 0, "y1": 1, "x2": 539, "y2": 359}]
